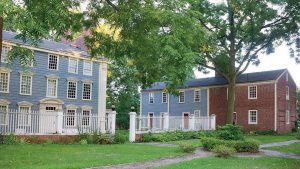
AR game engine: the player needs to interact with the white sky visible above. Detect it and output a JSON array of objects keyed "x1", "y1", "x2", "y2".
[{"x1": 195, "y1": 44, "x2": 300, "y2": 87}]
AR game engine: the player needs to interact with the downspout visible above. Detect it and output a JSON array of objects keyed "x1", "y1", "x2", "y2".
[{"x1": 274, "y1": 83, "x2": 277, "y2": 131}]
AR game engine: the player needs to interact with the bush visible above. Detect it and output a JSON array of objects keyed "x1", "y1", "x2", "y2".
[
  {"x1": 136, "y1": 131, "x2": 206, "y2": 142},
  {"x1": 3, "y1": 134, "x2": 20, "y2": 145},
  {"x1": 216, "y1": 124, "x2": 244, "y2": 140},
  {"x1": 233, "y1": 139, "x2": 259, "y2": 153},
  {"x1": 254, "y1": 130, "x2": 277, "y2": 135},
  {"x1": 114, "y1": 133, "x2": 127, "y2": 144},
  {"x1": 98, "y1": 134, "x2": 114, "y2": 144},
  {"x1": 179, "y1": 144, "x2": 197, "y2": 153},
  {"x1": 212, "y1": 145, "x2": 236, "y2": 158},
  {"x1": 139, "y1": 133, "x2": 154, "y2": 142},
  {"x1": 79, "y1": 139, "x2": 88, "y2": 145},
  {"x1": 201, "y1": 137, "x2": 229, "y2": 150},
  {"x1": 295, "y1": 133, "x2": 300, "y2": 140}
]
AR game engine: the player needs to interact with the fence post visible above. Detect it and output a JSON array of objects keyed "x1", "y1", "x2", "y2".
[
  {"x1": 109, "y1": 110, "x2": 116, "y2": 135},
  {"x1": 129, "y1": 111, "x2": 136, "y2": 142},
  {"x1": 56, "y1": 112, "x2": 63, "y2": 134},
  {"x1": 189, "y1": 114, "x2": 195, "y2": 130},
  {"x1": 163, "y1": 112, "x2": 169, "y2": 130},
  {"x1": 210, "y1": 114, "x2": 216, "y2": 130}
]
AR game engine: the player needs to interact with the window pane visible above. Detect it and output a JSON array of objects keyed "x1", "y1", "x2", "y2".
[
  {"x1": 83, "y1": 83, "x2": 91, "y2": 100},
  {"x1": 20, "y1": 75, "x2": 32, "y2": 95},
  {"x1": 162, "y1": 92, "x2": 167, "y2": 103},
  {"x1": 0, "y1": 72, "x2": 9, "y2": 92},
  {"x1": 68, "y1": 59, "x2": 78, "y2": 73},
  {"x1": 82, "y1": 110, "x2": 90, "y2": 126},
  {"x1": 194, "y1": 90, "x2": 201, "y2": 102},
  {"x1": 47, "y1": 79, "x2": 57, "y2": 97},
  {"x1": 48, "y1": 55, "x2": 58, "y2": 70},
  {"x1": 67, "y1": 109, "x2": 76, "y2": 126},
  {"x1": 149, "y1": 92, "x2": 154, "y2": 103},
  {"x1": 83, "y1": 61, "x2": 92, "y2": 75},
  {"x1": 67, "y1": 81, "x2": 77, "y2": 99},
  {"x1": 179, "y1": 91, "x2": 184, "y2": 102}
]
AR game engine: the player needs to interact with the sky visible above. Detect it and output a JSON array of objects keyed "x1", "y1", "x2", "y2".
[{"x1": 195, "y1": 44, "x2": 300, "y2": 86}]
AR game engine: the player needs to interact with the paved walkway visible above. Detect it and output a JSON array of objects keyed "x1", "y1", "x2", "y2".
[{"x1": 89, "y1": 140, "x2": 300, "y2": 169}]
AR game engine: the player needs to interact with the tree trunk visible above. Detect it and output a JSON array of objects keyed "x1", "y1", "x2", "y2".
[
  {"x1": 0, "y1": 16, "x2": 3, "y2": 65},
  {"x1": 226, "y1": 76, "x2": 236, "y2": 124}
]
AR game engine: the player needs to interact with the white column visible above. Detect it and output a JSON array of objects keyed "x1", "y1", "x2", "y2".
[
  {"x1": 129, "y1": 112, "x2": 136, "y2": 142},
  {"x1": 189, "y1": 114, "x2": 195, "y2": 130},
  {"x1": 56, "y1": 111, "x2": 63, "y2": 134},
  {"x1": 98, "y1": 62, "x2": 108, "y2": 133},
  {"x1": 210, "y1": 114, "x2": 216, "y2": 130},
  {"x1": 163, "y1": 112, "x2": 169, "y2": 130},
  {"x1": 109, "y1": 111, "x2": 116, "y2": 135}
]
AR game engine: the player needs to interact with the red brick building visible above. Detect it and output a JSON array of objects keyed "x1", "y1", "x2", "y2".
[{"x1": 209, "y1": 69, "x2": 297, "y2": 133}]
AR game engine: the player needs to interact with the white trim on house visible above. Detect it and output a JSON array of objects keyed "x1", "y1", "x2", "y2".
[
  {"x1": 82, "y1": 109, "x2": 91, "y2": 127},
  {"x1": 248, "y1": 110, "x2": 258, "y2": 124},
  {"x1": 179, "y1": 91, "x2": 185, "y2": 103},
  {"x1": 248, "y1": 85, "x2": 257, "y2": 99},
  {"x1": 46, "y1": 78, "x2": 58, "y2": 98},
  {"x1": 274, "y1": 83, "x2": 277, "y2": 131},
  {"x1": 286, "y1": 86, "x2": 289, "y2": 100},
  {"x1": 207, "y1": 89, "x2": 210, "y2": 116},
  {"x1": 98, "y1": 62, "x2": 107, "y2": 133},
  {"x1": 18, "y1": 105, "x2": 32, "y2": 127},
  {"x1": 68, "y1": 58, "x2": 79, "y2": 74},
  {"x1": 0, "y1": 67, "x2": 11, "y2": 93},
  {"x1": 19, "y1": 74, "x2": 33, "y2": 95},
  {"x1": 83, "y1": 60, "x2": 93, "y2": 76}
]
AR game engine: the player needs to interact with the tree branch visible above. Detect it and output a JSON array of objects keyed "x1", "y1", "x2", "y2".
[
  {"x1": 198, "y1": 18, "x2": 214, "y2": 32},
  {"x1": 105, "y1": 0, "x2": 119, "y2": 11}
]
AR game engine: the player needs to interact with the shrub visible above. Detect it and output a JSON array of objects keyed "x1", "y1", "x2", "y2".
[
  {"x1": 254, "y1": 130, "x2": 277, "y2": 135},
  {"x1": 233, "y1": 139, "x2": 259, "y2": 153},
  {"x1": 98, "y1": 134, "x2": 114, "y2": 144},
  {"x1": 212, "y1": 145, "x2": 236, "y2": 158},
  {"x1": 295, "y1": 133, "x2": 300, "y2": 140},
  {"x1": 139, "y1": 133, "x2": 154, "y2": 142},
  {"x1": 79, "y1": 139, "x2": 88, "y2": 145},
  {"x1": 201, "y1": 137, "x2": 229, "y2": 150},
  {"x1": 19, "y1": 138, "x2": 28, "y2": 145},
  {"x1": 216, "y1": 124, "x2": 244, "y2": 140},
  {"x1": 114, "y1": 133, "x2": 127, "y2": 144},
  {"x1": 179, "y1": 144, "x2": 197, "y2": 153},
  {"x1": 3, "y1": 134, "x2": 20, "y2": 145}
]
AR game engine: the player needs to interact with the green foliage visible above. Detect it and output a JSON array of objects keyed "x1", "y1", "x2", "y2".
[
  {"x1": 233, "y1": 140, "x2": 260, "y2": 153},
  {"x1": 137, "y1": 131, "x2": 207, "y2": 142},
  {"x1": 253, "y1": 130, "x2": 277, "y2": 136},
  {"x1": 216, "y1": 124, "x2": 244, "y2": 140},
  {"x1": 43, "y1": 139, "x2": 54, "y2": 145},
  {"x1": 295, "y1": 133, "x2": 300, "y2": 140},
  {"x1": 179, "y1": 144, "x2": 197, "y2": 153},
  {"x1": 3, "y1": 134, "x2": 20, "y2": 145},
  {"x1": 113, "y1": 132, "x2": 127, "y2": 144},
  {"x1": 79, "y1": 139, "x2": 88, "y2": 145},
  {"x1": 80, "y1": 132, "x2": 128, "y2": 144},
  {"x1": 212, "y1": 145, "x2": 236, "y2": 158}
]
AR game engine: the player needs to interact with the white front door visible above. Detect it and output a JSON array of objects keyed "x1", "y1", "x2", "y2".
[{"x1": 40, "y1": 106, "x2": 58, "y2": 134}]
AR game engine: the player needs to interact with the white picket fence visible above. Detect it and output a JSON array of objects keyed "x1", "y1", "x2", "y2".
[{"x1": 0, "y1": 109, "x2": 115, "y2": 135}]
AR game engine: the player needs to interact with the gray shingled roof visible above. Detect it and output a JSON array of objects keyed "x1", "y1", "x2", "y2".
[
  {"x1": 3, "y1": 31, "x2": 106, "y2": 61},
  {"x1": 144, "y1": 69, "x2": 286, "y2": 91}
]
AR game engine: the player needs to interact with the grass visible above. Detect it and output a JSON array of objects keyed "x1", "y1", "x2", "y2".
[
  {"x1": 245, "y1": 135, "x2": 296, "y2": 144},
  {"x1": 266, "y1": 142, "x2": 300, "y2": 155},
  {"x1": 156, "y1": 156, "x2": 300, "y2": 169},
  {"x1": 166, "y1": 139, "x2": 202, "y2": 147},
  {"x1": 0, "y1": 144, "x2": 184, "y2": 169}
]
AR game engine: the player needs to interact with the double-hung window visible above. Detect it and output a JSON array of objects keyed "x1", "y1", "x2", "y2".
[
  {"x1": 0, "y1": 105, "x2": 8, "y2": 125},
  {"x1": 248, "y1": 110, "x2": 258, "y2": 124},
  {"x1": 48, "y1": 54, "x2": 59, "y2": 70},
  {"x1": 82, "y1": 110, "x2": 91, "y2": 126},
  {"x1": 68, "y1": 58, "x2": 78, "y2": 74},
  {"x1": 20, "y1": 75, "x2": 32, "y2": 95},
  {"x1": 162, "y1": 92, "x2": 168, "y2": 103},
  {"x1": 82, "y1": 83, "x2": 92, "y2": 100},
  {"x1": 47, "y1": 78, "x2": 58, "y2": 98},
  {"x1": 67, "y1": 81, "x2": 77, "y2": 99},
  {"x1": 18, "y1": 106, "x2": 31, "y2": 126},
  {"x1": 248, "y1": 86, "x2": 257, "y2": 99},
  {"x1": 0, "y1": 72, "x2": 9, "y2": 93},
  {"x1": 83, "y1": 61, "x2": 93, "y2": 76},
  {"x1": 66, "y1": 109, "x2": 76, "y2": 127},
  {"x1": 194, "y1": 90, "x2": 201, "y2": 102},
  {"x1": 149, "y1": 92, "x2": 154, "y2": 104},
  {"x1": 179, "y1": 91, "x2": 185, "y2": 103},
  {"x1": 1, "y1": 45, "x2": 11, "y2": 63}
]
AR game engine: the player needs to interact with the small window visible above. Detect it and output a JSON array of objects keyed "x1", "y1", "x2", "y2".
[
  {"x1": 286, "y1": 86, "x2": 289, "y2": 100},
  {"x1": 194, "y1": 90, "x2": 201, "y2": 102},
  {"x1": 82, "y1": 83, "x2": 92, "y2": 100},
  {"x1": 66, "y1": 109, "x2": 76, "y2": 126},
  {"x1": 286, "y1": 73, "x2": 288, "y2": 82},
  {"x1": 194, "y1": 110, "x2": 200, "y2": 118},
  {"x1": 248, "y1": 86, "x2": 257, "y2": 99},
  {"x1": 179, "y1": 91, "x2": 185, "y2": 103},
  {"x1": 248, "y1": 110, "x2": 258, "y2": 124},
  {"x1": 18, "y1": 106, "x2": 31, "y2": 126},
  {"x1": 47, "y1": 78, "x2": 58, "y2": 97},
  {"x1": 0, "y1": 72, "x2": 9, "y2": 93},
  {"x1": 162, "y1": 92, "x2": 168, "y2": 103},
  {"x1": 67, "y1": 81, "x2": 77, "y2": 99},
  {"x1": 83, "y1": 61, "x2": 93, "y2": 76},
  {"x1": 48, "y1": 54, "x2": 59, "y2": 70},
  {"x1": 68, "y1": 58, "x2": 78, "y2": 74},
  {"x1": 1, "y1": 45, "x2": 11, "y2": 63},
  {"x1": 82, "y1": 110, "x2": 91, "y2": 126},
  {"x1": 46, "y1": 107, "x2": 56, "y2": 111},
  {"x1": 0, "y1": 105, "x2": 8, "y2": 125},
  {"x1": 286, "y1": 110, "x2": 290, "y2": 124},
  {"x1": 149, "y1": 92, "x2": 154, "y2": 104},
  {"x1": 20, "y1": 75, "x2": 32, "y2": 95}
]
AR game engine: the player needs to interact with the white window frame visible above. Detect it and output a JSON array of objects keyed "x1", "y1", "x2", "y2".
[
  {"x1": 248, "y1": 110, "x2": 258, "y2": 124},
  {"x1": 67, "y1": 81, "x2": 77, "y2": 99},
  {"x1": 68, "y1": 58, "x2": 79, "y2": 74},
  {"x1": 286, "y1": 110, "x2": 290, "y2": 124},
  {"x1": 162, "y1": 92, "x2": 168, "y2": 103},
  {"x1": 83, "y1": 60, "x2": 93, "y2": 76},
  {"x1": 179, "y1": 91, "x2": 185, "y2": 103},
  {"x1": 194, "y1": 90, "x2": 201, "y2": 102},
  {"x1": 1, "y1": 45, "x2": 11, "y2": 63},
  {"x1": 82, "y1": 82, "x2": 92, "y2": 100},
  {"x1": 248, "y1": 86, "x2": 257, "y2": 99},
  {"x1": 46, "y1": 78, "x2": 58, "y2": 98},
  {"x1": 20, "y1": 75, "x2": 32, "y2": 95},
  {"x1": 18, "y1": 105, "x2": 31, "y2": 126},
  {"x1": 149, "y1": 92, "x2": 154, "y2": 104},
  {"x1": 0, "y1": 71, "x2": 10, "y2": 93},
  {"x1": 286, "y1": 86, "x2": 289, "y2": 100},
  {"x1": 0, "y1": 105, "x2": 8, "y2": 125},
  {"x1": 48, "y1": 54, "x2": 59, "y2": 70},
  {"x1": 66, "y1": 109, "x2": 76, "y2": 127},
  {"x1": 81, "y1": 109, "x2": 91, "y2": 127}
]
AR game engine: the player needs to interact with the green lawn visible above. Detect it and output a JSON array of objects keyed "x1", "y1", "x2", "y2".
[
  {"x1": 266, "y1": 142, "x2": 300, "y2": 155},
  {"x1": 156, "y1": 156, "x2": 300, "y2": 169},
  {"x1": 0, "y1": 144, "x2": 184, "y2": 169},
  {"x1": 166, "y1": 139, "x2": 202, "y2": 147},
  {"x1": 245, "y1": 135, "x2": 296, "y2": 144}
]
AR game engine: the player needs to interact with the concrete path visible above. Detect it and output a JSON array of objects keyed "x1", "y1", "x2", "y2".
[{"x1": 89, "y1": 140, "x2": 300, "y2": 169}]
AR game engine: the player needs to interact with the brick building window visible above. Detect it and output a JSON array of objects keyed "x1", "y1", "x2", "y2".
[
  {"x1": 248, "y1": 110, "x2": 258, "y2": 124},
  {"x1": 162, "y1": 92, "x2": 168, "y2": 103},
  {"x1": 286, "y1": 86, "x2": 289, "y2": 100},
  {"x1": 194, "y1": 90, "x2": 201, "y2": 102},
  {"x1": 179, "y1": 91, "x2": 185, "y2": 103},
  {"x1": 248, "y1": 86, "x2": 257, "y2": 99},
  {"x1": 149, "y1": 92, "x2": 154, "y2": 104},
  {"x1": 82, "y1": 83, "x2": 92, "y2": 100},
  {"x1": 20, "y1": 75, "x2": 32, "y2": 95},
  {"x1": 48, "y1": 54, "x2": 58, "y2": 70},
  {"x1": 67, "y1": 81, "x2": 77, "y2": 99},
  {"x1": 286, "y1": 110, "x2": 290, "y2": 124}
]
